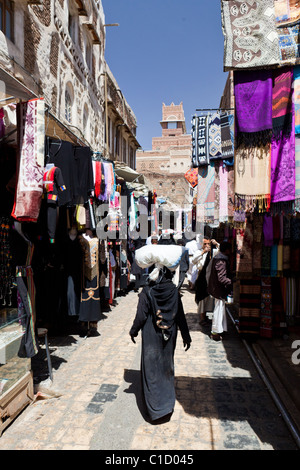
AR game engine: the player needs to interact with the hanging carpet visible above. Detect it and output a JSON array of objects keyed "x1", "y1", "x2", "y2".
[
  {"x1": 294, "y1": 66, "x2": 300, "y2": 135},
  {"x1": 221, "y1": 0, "x2": 280, "y2": 71},
  {"x1": 275, "y1": 0, "x2": 300, "y2": 26}
]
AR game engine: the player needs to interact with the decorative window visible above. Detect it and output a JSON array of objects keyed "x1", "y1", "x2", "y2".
[
  {"x1": 65, "y1": 88, "x2": 73, "y2": 123},
  {"x1": 0, "y1": 0, "x2": 14, "y2": 42},
  {"x1": 68, "y1": 13, "x2": 77, "y2": 43},
  {"x1": 167, "y1": 121, "x2": 177, "y2": 129}
]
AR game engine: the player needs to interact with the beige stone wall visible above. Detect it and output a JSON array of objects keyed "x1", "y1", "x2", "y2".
[{"x1": 0, "y1": 0, "x2": 139, "y2": 159}]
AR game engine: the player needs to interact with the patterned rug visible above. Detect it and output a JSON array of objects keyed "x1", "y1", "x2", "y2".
[
  {"x1": 221, "y1": 0, "x2": 280, "y2": 70},
  {"x1": 208, "y1": 112, "x2": 222, "y2": 160},
  {"x1": 220, "y1": 112, "x2": 234, "y2": 161}
]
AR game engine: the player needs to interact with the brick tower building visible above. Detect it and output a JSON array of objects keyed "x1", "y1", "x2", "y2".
[{"x1": 136, "y1": 102, "x2": 192, "y2": 208}]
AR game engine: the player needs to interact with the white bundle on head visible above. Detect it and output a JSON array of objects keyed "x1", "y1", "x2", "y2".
[{"x1": 135, "y1": 245, "x2": 184, "y2": 281}]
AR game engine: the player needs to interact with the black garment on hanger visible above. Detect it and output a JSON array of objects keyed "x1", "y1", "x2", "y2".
[
  {"x1": 47, "y1": 138, "x2": 74, "y2": 207},
  {"x1": 73, "y1": 146, "x2": 94, "y2": 205}
]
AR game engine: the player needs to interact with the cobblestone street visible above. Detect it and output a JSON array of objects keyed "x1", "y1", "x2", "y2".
[{"x1": 0, "y1": 284, "x2": 297, "y2": 451}]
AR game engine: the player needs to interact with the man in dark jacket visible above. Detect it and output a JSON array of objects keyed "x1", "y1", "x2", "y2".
[{"x1": 207, "y1": 241, "x2": 232, "y2": 341}]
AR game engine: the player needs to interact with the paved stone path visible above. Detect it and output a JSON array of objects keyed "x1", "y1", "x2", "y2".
[{"x1": 0, "y1": 285, "x2": 297, "y2": 450}]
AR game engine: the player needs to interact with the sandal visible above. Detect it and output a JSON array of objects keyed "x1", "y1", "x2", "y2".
[{"x1": 210, "y1": 333, "x2": 222, "y2": 341}]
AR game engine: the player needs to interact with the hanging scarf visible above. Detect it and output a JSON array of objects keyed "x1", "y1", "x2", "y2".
[
  {"x1": 271, "y1": 119, "x2": 295, "y2": 203},
  {"x1": 236, "y1": 219, "x2": 253, "y2": 278},
  {"x1": 263, "y1": 214, "x2": 273, "y2": 247},
  {"x1": 197, "y1": 163, "x2": 215, "y2": 223},
  {"x1": 294, "y1": 66, "x2": 300, "y2": 135},
  {"x1": 12, "y1": 98, "x2": 45, "y2": 222},
  {"x1": 234, "y1": 69, "x2": 273, "y2": 148},
  {"x1": 221, "y1": 0, "x2": 280, "y2": 71},
  {"x1": 272, "y1": 67, "x2": 294, "y2": 139},
  {"x1": 93, "y1": 161, "x2": 102, "y2": 199},
  {"x1": 295, "y1": 137, "x2": 300, "y2": 209},
  {"x1": 219, "y1": 163, "x2": 228, "y2": 222},
  {"x1": 234, "y1": 143, "x2": 271, "y2": 212}
]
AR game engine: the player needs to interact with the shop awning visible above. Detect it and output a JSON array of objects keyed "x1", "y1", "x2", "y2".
[
  {"x1": 0, "y1": 66, "x2": 37, "y2": 102},
  {"x1": 114, "y1": 162, "x2": 151, "y2": 197},
  {"x1": 114, "y1": 162, "x2": 146, "y2": 184}
]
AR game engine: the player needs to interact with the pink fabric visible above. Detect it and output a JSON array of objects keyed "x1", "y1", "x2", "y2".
[{"x1": 219, "y1": 164, "x2": 228, "y2": 222}]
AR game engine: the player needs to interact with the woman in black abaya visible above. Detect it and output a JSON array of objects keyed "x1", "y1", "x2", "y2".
[{"x1": 129, "y1": 246, "x2": 191, "y2": 422}]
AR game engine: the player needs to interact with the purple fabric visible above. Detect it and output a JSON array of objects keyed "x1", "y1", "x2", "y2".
[
  {"x1": 271, "y1": 111, "x2": 295, "y2": 203},
  {"x1": 263, "y1": 215, "x2": 273, "y2": 247},
  {"x1": 234, "y1": 69, "x2": 273, "y2": 145}
]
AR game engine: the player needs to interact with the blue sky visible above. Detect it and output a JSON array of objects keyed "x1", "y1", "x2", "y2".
[{"x1": 101, "y1": 0, "x2": 228, "y2": 151}]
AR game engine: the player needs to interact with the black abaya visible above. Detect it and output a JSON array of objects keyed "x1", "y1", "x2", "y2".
[{"x1": 130, "y1": 278, "x2": 191, "y2": 421}]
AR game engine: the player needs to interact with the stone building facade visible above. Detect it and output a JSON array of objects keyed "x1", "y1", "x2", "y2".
[
  {"x1": 136, "y1": 102, "x2": 192, "y2": 208},
  {"x1": 0, "y1": 0, "x2": 139, "y2": 161}
]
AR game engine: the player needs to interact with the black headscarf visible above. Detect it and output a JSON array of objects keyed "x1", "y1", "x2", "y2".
[{"x1": 145, "y1": 267, "x2": 179, "y2": 341}]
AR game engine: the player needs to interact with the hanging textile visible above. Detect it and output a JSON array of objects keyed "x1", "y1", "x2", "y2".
[
  {"x1": 236, "y1": 219, "x2": 253, "y2": 278},
  {"x1": 253, "y1": 215, "x2": 263, "y2": 275},
  {"x1": 235, "y1": 144, "x2": 271, "y2": 212},
  {"x1": 234, "y1": 69, "x2": 273, "y2": 148},
  {"x1": 275, "y1": 0, "x2": 300, "y2": 26},
  {"x1": 294, "y1": 66, "x2": 300, "y2": 135},
  {"x1": 277, "y1": 22, "x2": 300, "y2": 66},
  {"x1": 184, "y1": 168, "x2": 198, "y2": 188},
  {"x1": 295, "y1": 138, "x2": 300, "y2": 211},
  {"x1": 197, "y1": 163, "x2": 215, "y2": 223},
  {"x1": 260, "y1": 277, "x2": 272, "y2": 338},
  {"x1": 272, "y1": 66, "x2": 294, "y2": 139},
  {"x1": 286, "y1": 277, "x2": 297, "y2": 318},
  {"x1": 221, "y1": 0, "x2": 280, "y2": 71},
  {"x1": 208, "y1": 112, "x2": 222, "y2": 160},
  {"x1": 238, "y1": 279, "x2": 261, "y2": 338},
  {"x1": 220, "y1": 113, "x2": 234, "y2": 161},
  {"x1": 197, "y1": 115, "x2": 209, "y2": 166},
  {"x1": 271, "y1": 67, "x2": 295, "y2": 203},
  {"x1": 214, "y1": 162, "x2": 220, "y2": 225},
  {"x1": 12, "y1": 98, "x2": 45, "y2": 222}
]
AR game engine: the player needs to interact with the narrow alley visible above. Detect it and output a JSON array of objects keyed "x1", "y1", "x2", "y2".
[{"x1": 0, "y1": 284, "x2": 297, "y2": 451}]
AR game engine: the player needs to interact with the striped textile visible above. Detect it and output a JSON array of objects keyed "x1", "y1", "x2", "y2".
[{"x1": 238, "y1": 279, "x2": 261, "y2": 337}]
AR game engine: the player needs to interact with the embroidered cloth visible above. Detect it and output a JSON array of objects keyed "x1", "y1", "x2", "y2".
[
  {"x1": 221, "y1": 0, "x2": 280, "y2": 71},
  {"x1": 12, "y1": 98, "x2": 45, "y2": 222}
]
